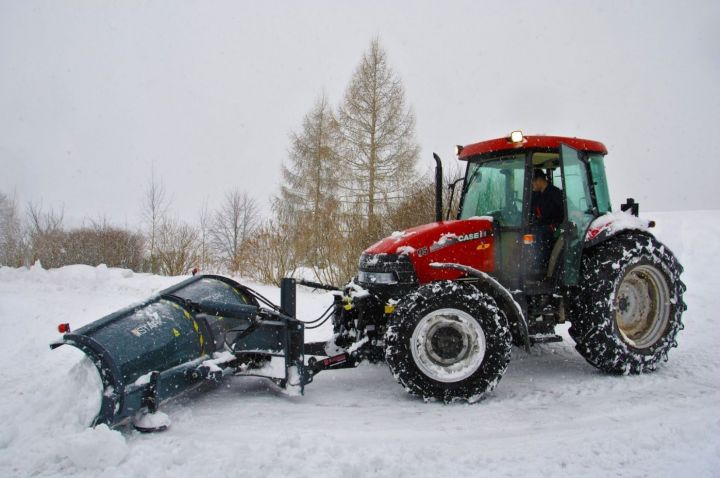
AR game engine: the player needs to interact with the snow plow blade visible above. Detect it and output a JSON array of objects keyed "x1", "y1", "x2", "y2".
[{"x1": 50, "y1": 275, "x2": 307, "y2": 429}]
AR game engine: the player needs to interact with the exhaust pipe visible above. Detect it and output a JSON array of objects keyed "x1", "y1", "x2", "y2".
[{"x1": 433, "y1": 153, "x2": 443, "y2": 222}]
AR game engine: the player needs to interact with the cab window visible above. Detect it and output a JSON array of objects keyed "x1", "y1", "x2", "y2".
[
  {"x1": 460, "y1": 155, "x2": 526, "y2": 227},
  {"x1": 532, "y1": 152, "x2": 562, "y2": 190},
  {"x1": 588, "y1": 154, "x2": 611, "y2": 213}
]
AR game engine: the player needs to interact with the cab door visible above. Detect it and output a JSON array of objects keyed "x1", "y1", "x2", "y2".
[{"x1": 559, "y1": 144, "x2": 596, "y2": 285}]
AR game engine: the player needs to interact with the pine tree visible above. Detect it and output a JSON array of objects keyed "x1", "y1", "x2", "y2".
[
  {"x1": 337, "y1": 38, "x2": 420, "y2": 237},
  {"x1": 277, "y1": 95, "x2": 342, "y2": 279},
  {"x1": 279, "y1": 95, "x2": 340, "y2": 218}
]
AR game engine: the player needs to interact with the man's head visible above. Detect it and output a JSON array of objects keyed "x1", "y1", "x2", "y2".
[{"x1": 532, "y1": 169, "x2": 548, "y2": 192}]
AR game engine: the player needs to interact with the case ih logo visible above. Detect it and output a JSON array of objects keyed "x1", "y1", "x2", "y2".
[
  {"x1": 457, "y1": 232, "x2": 488, "y2": 242},
  {"x1": 429, "y1": 231, "x2": 489, "y2": 253}
]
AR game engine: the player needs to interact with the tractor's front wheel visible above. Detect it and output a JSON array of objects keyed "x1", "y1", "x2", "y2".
[
  {"x1": 385, "y1": 281, "x2": 512, "y2": 402},
  {"x1": 568, "y1": 232, "x2": 686, "y2": 374}
]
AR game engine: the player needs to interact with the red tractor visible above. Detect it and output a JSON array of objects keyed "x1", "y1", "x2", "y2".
[{"x1": 323, "y1": 131, "x2": 686, "y2": 402}]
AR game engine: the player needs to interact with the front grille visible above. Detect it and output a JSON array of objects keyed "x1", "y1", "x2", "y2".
[{"x1": 358, "y1": 253, "x2": 417, "y2": 286}]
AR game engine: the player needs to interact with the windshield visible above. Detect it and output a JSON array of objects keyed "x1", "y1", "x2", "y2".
[{"x1": 459, "y1": 154, "x2": 526, "y2": 227}]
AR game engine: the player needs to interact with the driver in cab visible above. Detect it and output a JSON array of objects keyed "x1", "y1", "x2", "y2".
[
  {"x1": 531, "y1": 169, "x2": 563, "y2": 228},
  {"x1": 530, "y1": 169, "x2": 563, "y2": 276}
]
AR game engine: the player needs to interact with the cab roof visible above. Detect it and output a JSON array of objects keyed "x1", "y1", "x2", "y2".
[{"x1": 458, "y1": 135, "x2": 608, "y2": 160}]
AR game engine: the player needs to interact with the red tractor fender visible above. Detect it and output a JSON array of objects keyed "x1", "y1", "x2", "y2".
[{"x1": 584, "y1": 211, "x2": 653, "y2": 248}]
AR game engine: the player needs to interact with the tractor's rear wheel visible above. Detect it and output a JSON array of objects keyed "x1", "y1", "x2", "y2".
[
  {"x1": 385, "y1": 281, "x2": 512, "y2": 402},
  {"x1": 568, "y1": 232, "x2": 686, "y2": 374}
]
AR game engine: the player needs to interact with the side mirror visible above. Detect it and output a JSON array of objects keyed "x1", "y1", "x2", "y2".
[{"x1": 620, "y1": 198, "x2": 639, "y2": 216}]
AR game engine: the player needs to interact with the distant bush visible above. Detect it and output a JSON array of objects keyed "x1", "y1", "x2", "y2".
[
  {"x1": 28, "y1": 219, "x2": 145, "y2": 271},
  {"x1": 61, "y1": 225, "x2": 145, "y2": 271}
]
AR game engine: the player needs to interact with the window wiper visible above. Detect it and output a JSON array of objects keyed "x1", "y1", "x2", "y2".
[{"x1": 463, "y1": 167, "x2": 482, "y2": 194}]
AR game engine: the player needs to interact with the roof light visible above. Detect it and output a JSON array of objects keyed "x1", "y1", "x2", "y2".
[
  {"x1": 509, "y1": 130, "x2": 524, "y2": 143},
  {"x1": 58, "y1": 323, "x2": 71, "y2": 334},
  {"x1": 454, "y1": 145, "x2": 464, "y2": 155}
]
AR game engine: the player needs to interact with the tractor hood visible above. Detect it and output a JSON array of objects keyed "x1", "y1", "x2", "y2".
[{"x1": 363, "y1": 217, "x2": 495, "y2": 284}]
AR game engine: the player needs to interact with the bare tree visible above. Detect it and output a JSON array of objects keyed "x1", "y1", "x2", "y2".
[
  {"x1": 197, "y1": 198, "x2": 213, "y2": 272},
  {"x1": 142, "y1": 170, "x2": 170, "y2": 273},
  {"x1": 27, "y1": 201, "x2": 64, "y2": 235},
  {"x1": 386, "y1": 161, "x2": 466, "y2": 230},
  {"x1": 155, "y1": 218, "x2": 199, "y2": 276},
  {"x1": 0, "y1": 192, "x2": 25, "y2": 266},
  {"x1": 26, "y1": 201, "x2": 65, "y2": 268},
  {"x1": 337, "y1": 38, "x2": 420, "y2": 237},
  {"x1": 62, "y1": 220, "x2": 145, "y2": 271},
  {"x1": 210, "y1": 190, "x2": 259, "y2": 273},
  {"x1": 244, "y1": 219, "x2": 297, "y2": 286}
]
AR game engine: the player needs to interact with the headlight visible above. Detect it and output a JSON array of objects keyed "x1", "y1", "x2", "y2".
[
  {"x1": 509, "y1": 130, "x2": 524, "y2": 143},
  {"x1": 358, "y1": 271, "x2": 398, "y2": 285}
]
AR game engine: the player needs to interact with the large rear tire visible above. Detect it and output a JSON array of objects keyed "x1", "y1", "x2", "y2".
[
  {"x1": 385, "y1": 281, "x2": 512, "y2": 402},
  {"x1": 568, "y1": 232, "x2": 686, "y2": 374}
]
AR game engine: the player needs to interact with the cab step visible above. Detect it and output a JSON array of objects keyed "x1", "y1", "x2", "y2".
[{"x1": 529, "y1": 334, "x2": 563, "y2": 344}]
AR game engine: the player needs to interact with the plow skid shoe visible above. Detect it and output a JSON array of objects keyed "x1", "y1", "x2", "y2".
[{"x1": 50, "y1": 274, "x2": 307, "y2": 429}]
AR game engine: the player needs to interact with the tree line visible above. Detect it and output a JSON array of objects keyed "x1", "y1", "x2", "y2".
[{"x1": 0, "y1": 39, "x2": 461, "y2": 285}]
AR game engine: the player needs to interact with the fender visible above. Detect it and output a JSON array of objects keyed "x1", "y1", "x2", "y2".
[
  {"x1": 584, "y1": 211, "x2": 654, "y2": 248},
  {"x1": 429, "y1": 262, "x2": 530, "y2": 351}
]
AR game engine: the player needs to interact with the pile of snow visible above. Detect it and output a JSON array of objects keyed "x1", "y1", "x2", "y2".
[
  {"x1": 64, "y1": 425, "x2": 128, "y2": 469},
  {"x1": 0, "y1": 211, "x2": 718, "y2": 477}
]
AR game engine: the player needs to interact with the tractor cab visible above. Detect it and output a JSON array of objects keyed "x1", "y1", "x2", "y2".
[{"x1": 457, "y1": 132, "x2": 611, "y2": 291}]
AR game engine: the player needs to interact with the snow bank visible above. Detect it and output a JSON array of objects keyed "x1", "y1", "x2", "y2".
[
  {"x1": 64, "y1": 424, "x2": 128, "y2": 469},
  {"x1": 64, "y1": 354, "x2": 104, "y2": 427}
]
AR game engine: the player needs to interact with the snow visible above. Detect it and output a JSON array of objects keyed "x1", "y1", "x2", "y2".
[
  {"x1": 202, "y1": 351, "x2": 237, "y2": 373},
  {"x1": 64, "y1": 424, "x2": 128, "y2": 469},
  {"x1": 345, "y1": 278, "x2": 370, "y2": 299},
  {"x1": 396, "y1": 245, "x2": 416, "y2": 255},
  {"x1": 133, "y1": 371, "x2": 154, "y2": 386},
  {"x1": 239, "y1": 355, "x2": 287, "y2": 379},
  {"x1": 436, "y1": 232, "x2": 458, "y2": 245},
  {"x1": 0, "y1": 211, "x2": 719, "y2": 477},
  {"x1": 389, "y1": 230, "x2": 415, "y2": 242},
  {"x1": 586, "y1": 210, "x2": 650, "y2": 241}
]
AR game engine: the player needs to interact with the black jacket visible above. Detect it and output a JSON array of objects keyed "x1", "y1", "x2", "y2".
[{"x1": 531, "y1": 184, "x2": 564, "y2": 227}]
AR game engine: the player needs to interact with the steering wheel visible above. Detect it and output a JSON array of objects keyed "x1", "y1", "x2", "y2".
[{"x1": 503, "y1": 198, "x2": 523, "y2": 220}]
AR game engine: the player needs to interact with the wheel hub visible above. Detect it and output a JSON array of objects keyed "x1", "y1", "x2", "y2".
[
  {"x1": 428, "y1": 324, "x2": 467, "y2": 363},
  {"x1": 614, "y1": 264, "x2": 671, "y2": 349},
  {"x1": 410, "y1": 308, "x2": 486, "y2": 383}
]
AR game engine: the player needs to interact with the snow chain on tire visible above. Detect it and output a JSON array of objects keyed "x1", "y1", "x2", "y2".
[
  {"x1": 385, "y1": 281, "x2": 512, "y2": 402},
  {"x1": 568, "y1": 232, "x2": 686, "y2": 374}
]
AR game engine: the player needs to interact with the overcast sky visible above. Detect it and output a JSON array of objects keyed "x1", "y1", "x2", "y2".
[{"x1": 1, "y1": 0, "x2": 718, "y2": 228}]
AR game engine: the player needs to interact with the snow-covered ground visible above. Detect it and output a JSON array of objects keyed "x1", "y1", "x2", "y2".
[{"x1": 0, "y1": 210, "x2": 718, "y2": 477}]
